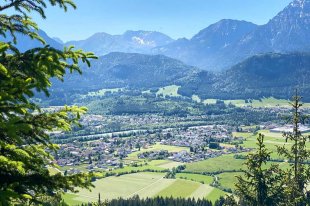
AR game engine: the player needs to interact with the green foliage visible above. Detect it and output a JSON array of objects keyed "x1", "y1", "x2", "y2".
[
  {"x1": 277, "y1": 92, "x2": 310, "y2": 205},
  {"x1": 235, "y1": 134, "x2": 285, "y2": 206},
  {"x1": 0, "y1": 0, "x2": 97, "y2": 204},
  {"x1": 80, "y1": 196, "x2": 213, "y2": 206},
  {"x1": 233, "y1": 92, "x2": 310, "y2": 206}
]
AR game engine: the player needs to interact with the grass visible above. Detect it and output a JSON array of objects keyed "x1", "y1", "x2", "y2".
[
  {"x1": 192, "y1": 95, "x2": 201, "y2": 103},
  {"x1": 48, "y1": 167, "x2": 61, "y2": 175},
  {"x1": 149, "y1": 160, "x2": 184, "y2": 169},
  {"x1": 185, "y1": 154, "x2": 245, "y2": 173},
  {"x1": 156, "y1": 85, "x2": 181, "y2": 97},
  {"x1": 112, "y1": 164, "x2": 166, "y2": 173},
  {"x1": 64, "y1": 172, "x2": 166, "y2": 202},
  {"x1": 206, "y1": 188, "x2": 227, "y2": 203},
  {"x1": 223, "y1": 99, "x2": 246, "y2": 106},
  {"x1": 155, "y1": 179, "x2": 200, "y2": 198},
  {"x1": 176, "y1": 173, "x2": 213, "y2": 184},
  {"x1": 201, "y1": 97, "x2": 310, "y2": 108},
  {"x1": 218, "y1": 172, "x2": 243, "y2": 190},
  {"x1": 63, "y1": 193, "x2": 84, "y2": 205},
  {"x1": 63, "y1": 172, "x2": 220, "y2": 204},
  {"x1": 203, "y1": 99, "x2": 217, "y2": 104},
  {"x1": 83, "y1": 88, "x2": 123, "y2": 98}
]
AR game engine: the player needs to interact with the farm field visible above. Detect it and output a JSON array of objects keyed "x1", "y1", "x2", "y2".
[
  {"x1": 184, "y1": 154, "x2": 245, "y2": 173},
  {"x1": 148, "y1": 159, "x2": 184, "y2": 169},
  {"x1": 176, "y1": 173, "x2": 213, "y2": 184},
  {"x1": 63, "y1": 172, "x2": 223, "y2": 205},
  {"x1": 156, "y1": 85, "x2": 181, "y2": 97},
  {"x1": 201, "y1": 97, "x2": 310, "y2": 108},
  {"x1": 218, "y1": 172, "x2": 243, "y2": 190},
  {"x1": 83, "y1": 88, "x2": 123, "y2": 98},
  {"x1": 62, "y1": 128, "x2": 310, "y2": 205}
]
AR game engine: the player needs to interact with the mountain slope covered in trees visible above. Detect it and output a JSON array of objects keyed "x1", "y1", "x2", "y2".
[
  {"x1": 46, "y1": 52, "x2": 310, "y2": 104},
  {"x1": 51, "y1": 52, "x2": 199, "y2": 92},
  {"x1": 179, "y1": 53, "x2": 310, "y2": 101}
]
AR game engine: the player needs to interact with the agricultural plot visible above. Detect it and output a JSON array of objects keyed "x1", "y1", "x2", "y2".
[
  {"x1": 206, "y1": 188, "x2": 227, "y2": 203},
  {"x1": 218, "y1": 172, "x2": 243, "y2": 190},
  {"x1": 148, "y1": 160, "x2": 184, "y2": 169},
  {"x1": 201, "y1": 97, "x2": 310, "y2": 108},
  {"x1": 48, "y1": 167, "x2": 61, "y2": 175},
  {"x1": 203, "y1": 99, "x2": 217, "y2": 104},
  {"x1": 83, "y1": 88, "x2": 123, "y2": 98},
  {"x1": 191, "y1": 95, "x2": 202, "y2": 103},
  {"x1": 184, "y1": 154, "x2": 245, "y2": 173},
  {"x1": 63, "y1": 172, "x2": 222, "y2": 205},
  {"x1": 176, "y1": 173, "x2": 213, "y2": 184},
  {"x1": 236, "y1": 130, "x2": 310, "y2": 159},
  {"x1": 156, "y1": 85, "x2": 181, "y2": 97}
]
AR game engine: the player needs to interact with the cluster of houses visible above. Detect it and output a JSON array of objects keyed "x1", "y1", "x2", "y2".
[
  {"x1": 160, "y1": 125, "x2": 233, "y2": 148},
  {"x1": 55, "y1": 124, "x2": 252, "y2": 172}
]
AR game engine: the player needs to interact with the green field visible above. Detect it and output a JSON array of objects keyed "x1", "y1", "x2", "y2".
[
  {"x1": 64, "y1": 172, "x2": 223, "y2": 205},
  {"x1": 207, "y1": 188, "x2": 227, "y2": 203},
  {"x1": 63, "y1": 128, "x2": 310, "y2": 205},
  {"x1": 148, "y1": 159, "x2": 184, "y2": 169},
  {"x1": 156, "y1": 85, "x2": 181, "y2": 97},
  {"x1": 83, "y1": 88, "x2": 123, "y2": 98},
  {"x1": 185, "y1": 154, "x2": 245, "y2": 173},
  {"x1": 203, "y1": 99, "x2": 217, "y2": 104},
  {"x1": 48, "y1": 167, "x2": 61, "y2": 175},
  {"x1": 176, "y1": 173, "x2": 213, "y2": 184},
  {"x1": 192, "y1": 95, "x2": 201, "y2": 103},
  {"x1": 201, "y1": 97, "x2": 310, "y2": 108},
  {"x1": 218, "y1": 172, "x2": 243, "y2": 190}
]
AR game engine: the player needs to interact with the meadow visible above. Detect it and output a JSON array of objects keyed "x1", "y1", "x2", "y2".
[
  {"x1": 62, "y1": 129, "x2": 309, "y2": 205},
  {"x1": 156, "y1": 85, "x2": 181, "y2": 97},
  {"x1": 63, "y1": 172, "x2": 224, "y2": 204}
]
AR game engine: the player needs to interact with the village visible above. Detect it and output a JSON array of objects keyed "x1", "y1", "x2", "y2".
[
  {"x1": 51, "y1": 106, "x2": 310, "y2": 175},
  {"x1": 55, "y1": 123, "x2": 252, "y2": 174}
]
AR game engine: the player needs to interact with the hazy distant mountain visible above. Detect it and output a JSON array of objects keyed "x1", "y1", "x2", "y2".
[
  {"x1": 52, "y1": 52, "x2": 199, "y2": 92},
  {"x1": 65, "y1": 31, "x2": 174, "y2": 56},
  {"x1": 52, "y1": 37, "x2": 64, "y2": 44},
  {"x1": 153, "y1": 19, "x2": 258, "y2": 70},
  {"x1": 179, "y1": 53, "x2": 310, "y2": 101},
  {"x1": 0, "y1": 30, "x2": 62, "y2": 51},
  {"x1": 154, "y1": 0, "x2": 310, "y2": 71}
]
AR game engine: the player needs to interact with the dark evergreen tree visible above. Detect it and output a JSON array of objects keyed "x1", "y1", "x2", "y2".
[
  {"x1": 277, "y1": 91, "x2": 310, "y2": 206},
  {"x1": 235, "y1": 134, "x2": 285, "y2": 206}
]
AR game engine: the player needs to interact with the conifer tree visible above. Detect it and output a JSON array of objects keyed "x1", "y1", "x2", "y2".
[
  {"x1": 235, "y1": 134, "x2": 285, "y2": 206},
  {"x1": 277, "y1": 91, "x2": 310, "y2": 206},
  {"x1": 0, "y1": 0, "x2": 97, "y2": 204}
]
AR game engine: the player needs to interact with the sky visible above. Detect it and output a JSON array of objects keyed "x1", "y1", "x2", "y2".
[{"x1": 31, "y1": 0, "x2": 292, "y2": 42}]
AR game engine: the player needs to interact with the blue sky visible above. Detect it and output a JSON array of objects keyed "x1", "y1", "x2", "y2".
[{"x1": 33, "y1": 0, "x2": 292, "y2": 42}]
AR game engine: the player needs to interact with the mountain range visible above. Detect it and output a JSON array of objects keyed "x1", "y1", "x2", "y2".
[
  {"x1": 7, "y1": 0, "x2": 310, "y2": 72},
  {"x1": 6, "y1": 0, "x2": 310, "y2": 102},
  {"x1": 52, "y1": 52, "x2": 199, "y2": 92},
  {"x1": 0, "y1": 30, "x2": 62, "y2": 51},
  {"x1": 153, "y1": 0, "x2": 310, "y2": 70},
  {"x1": 64, "y1": 31, "x2": 174, "y2": 56},
  {"x1": 48, "y1": 52, "x2": 310, "y2": 102}
]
